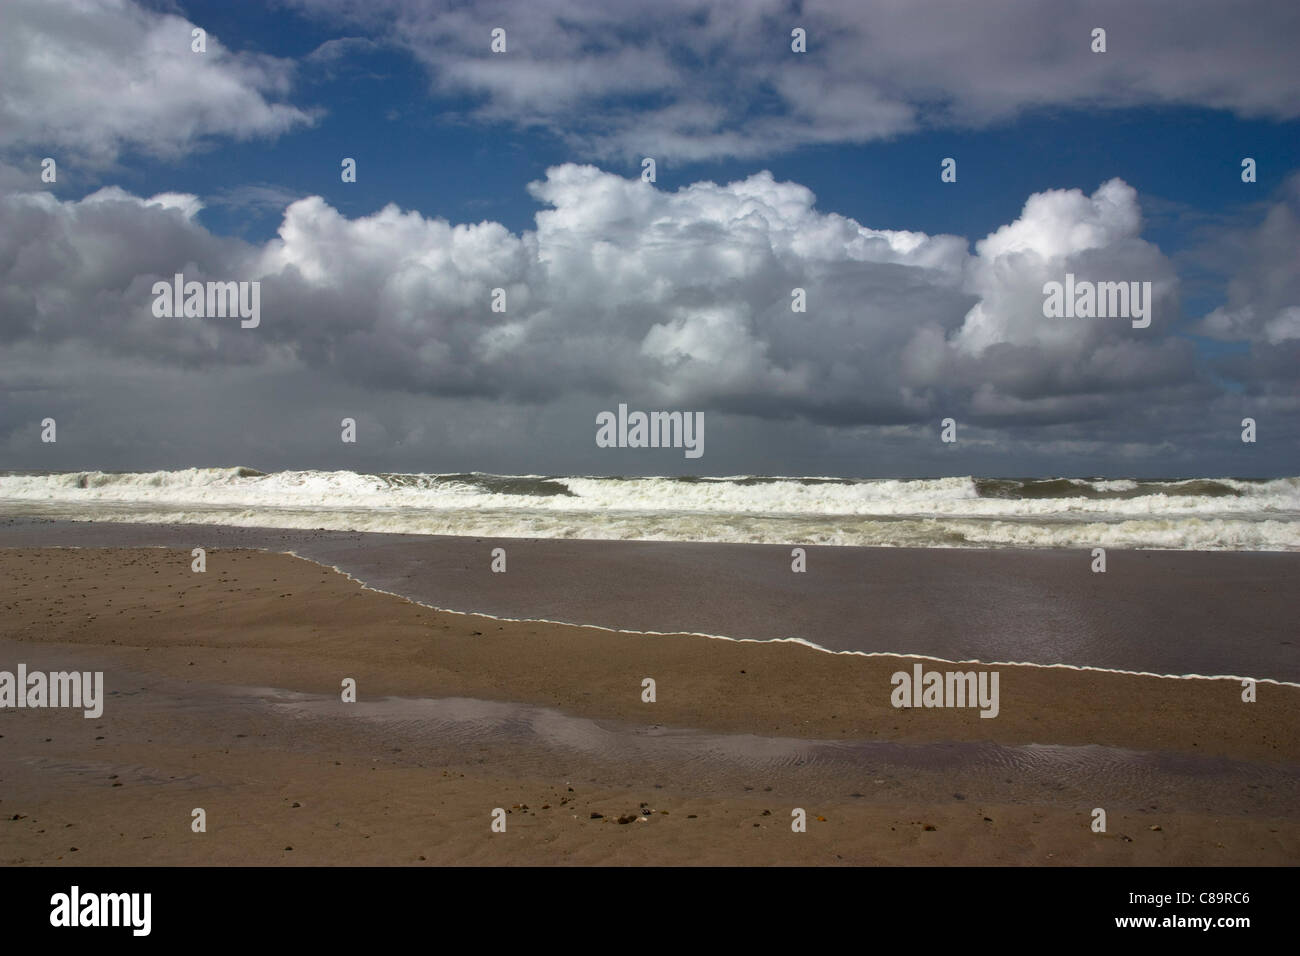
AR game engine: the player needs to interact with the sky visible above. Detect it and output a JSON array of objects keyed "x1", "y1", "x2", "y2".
[{"x1": 1, "y1": 0, "x2": 1297, "y2": 478}]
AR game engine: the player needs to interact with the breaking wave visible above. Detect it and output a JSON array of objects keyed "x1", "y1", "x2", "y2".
[{"x1": 1, "y1": 468, "x2": 1297, "y2": 551}]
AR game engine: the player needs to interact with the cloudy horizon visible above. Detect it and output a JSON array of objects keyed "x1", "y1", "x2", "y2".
[{"x1": 2, "y1": 0, "x2": 1297, "y2": 479}]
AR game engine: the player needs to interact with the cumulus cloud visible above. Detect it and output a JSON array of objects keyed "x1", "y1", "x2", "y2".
[
  {"x1": 286, "y1": 0, "x2": 1300, "y2": 160},
  {"x1": 0, "y1": 0, "x2": 315, "y2": 164},
  {"x1": 0, "y1": 163, "x2": 1213, "y2": 433},
  {"x1": 1193, "y1": 173, "x2": 1300, "y2": 346},
  {"x1": 920, "y1": 178, "x2": 1197, "y2": 422}
]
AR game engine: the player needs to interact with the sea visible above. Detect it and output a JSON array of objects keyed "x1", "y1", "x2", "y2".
[{"x1": 1, "y1": 468, "x2": 1297, "y2": 551}]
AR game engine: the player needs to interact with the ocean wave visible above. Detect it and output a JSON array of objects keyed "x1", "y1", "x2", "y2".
[{"x1": 1, "y1": 469, "x2": 1297, "y2": 550}]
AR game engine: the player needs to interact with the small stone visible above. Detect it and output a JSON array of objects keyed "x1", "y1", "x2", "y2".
[
  {"x1": 589, "y1": 812, "x2": 603, "y2": 819},
  {"x1": 617, "y1": 814, "x2": 636, "y2": 825}
]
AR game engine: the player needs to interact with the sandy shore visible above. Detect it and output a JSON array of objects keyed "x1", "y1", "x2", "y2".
[
  {"x1": 3, "y1": 518, "x2": 1299, "y2": 681},
  {"x1": 1, "y1": 546, "x2": 1297, "y2": 865}
]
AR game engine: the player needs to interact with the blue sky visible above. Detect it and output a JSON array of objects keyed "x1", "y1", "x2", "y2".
[
  {"x1": 67, "y1": 4, "x2": 1300, "y2": 247},
  {"x1": 2, "y1": 0, "x2": 1298, "y2": 477},
  {"x1": 50, "y1": 0, "x2": 1300, "y2": 332},
  {"x1": 109, "y1": 99, "x2": 1300, "y2": 331}
]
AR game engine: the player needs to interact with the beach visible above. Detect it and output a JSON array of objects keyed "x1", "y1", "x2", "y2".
[
  {"x1": 6, "y1": 0, "x2": 1300, "y2": 911},
  {"x1": 2, "y1": 536, "x2": 1297, "y2": 865}
]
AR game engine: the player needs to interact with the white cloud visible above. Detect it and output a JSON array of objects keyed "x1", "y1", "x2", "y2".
[
  {"x1": 952, "y1": 178, "x2": 1177, "y2": 360},
  {"x1": 287, "y1": 0, "x2": 1300, "y2": 160},
  {"x1": 1193, "y1": 174, "x2": 1300, "y2": 345},
  {"x1": 0, "y1": 164, "x2": 1213, "y2": 430},
  {"x1": 0, "y1": 0, "x2": 315, "y2": 164}
]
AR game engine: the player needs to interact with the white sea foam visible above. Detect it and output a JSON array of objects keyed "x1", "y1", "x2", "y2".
[{"x1": 1, "y1": 469, "x2": 1297, "y2": 551}]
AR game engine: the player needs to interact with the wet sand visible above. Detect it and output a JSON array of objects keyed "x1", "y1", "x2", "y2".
[
  {"x1": 1, "y1": 518, "x2": 1297, "y2": 682},
  {"x1": 1, "y1": 546, "x2": 1296, "y2": 865}
]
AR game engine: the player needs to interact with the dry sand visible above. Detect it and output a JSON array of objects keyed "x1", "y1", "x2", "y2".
[{"x1": 1, "y1": 546, "x2": 1296, "y2": 865}]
